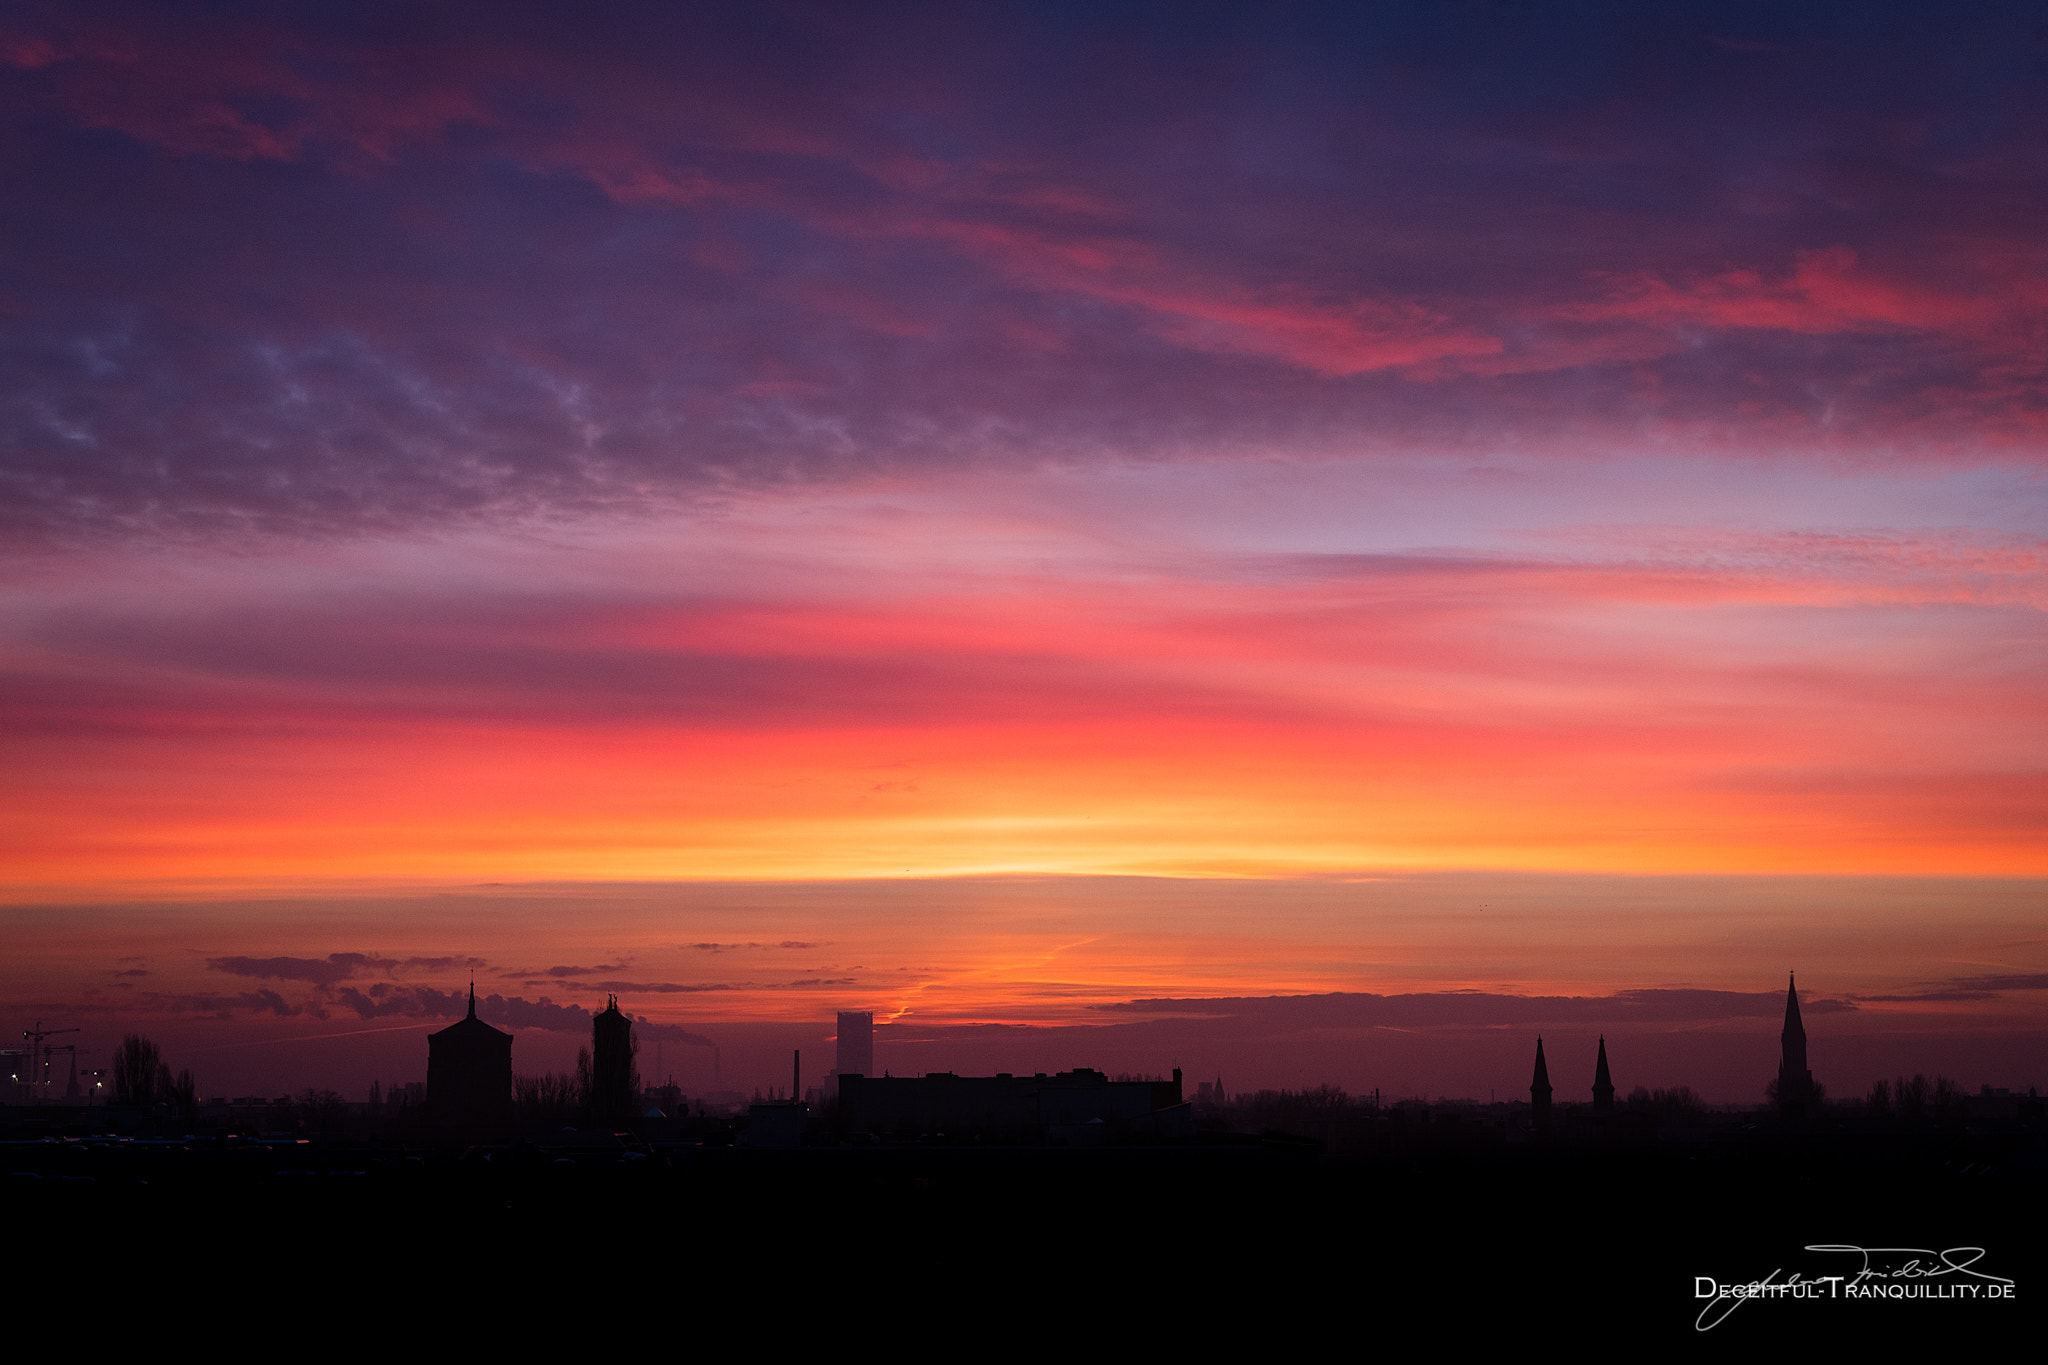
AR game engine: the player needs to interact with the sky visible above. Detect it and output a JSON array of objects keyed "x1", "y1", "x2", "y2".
[{"x1": 3, "y1": 1, "x2": 2045, "y2": 1101}]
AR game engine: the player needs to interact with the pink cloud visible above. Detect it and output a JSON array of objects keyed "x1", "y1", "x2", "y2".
[{"x1": 1570, "y1": 245, "x2": 2041, "y2": 340}]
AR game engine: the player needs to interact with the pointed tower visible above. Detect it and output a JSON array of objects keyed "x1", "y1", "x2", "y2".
[
  {"x1": 1530, "y1": 1036, "x2": 1553, "y2": 1132},
  {"x1": 1777, "y1": 972, "x2": 1815, "y2": 1119},
  {"x1": 427, "y1": 975, "x2": 512, "y2": 1132},
  {"x1": 1592, "y1": 1035, "x2": 1614, "y2": 1113}
]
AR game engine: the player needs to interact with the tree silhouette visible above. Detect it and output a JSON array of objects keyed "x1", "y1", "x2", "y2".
[
  {"x1": 1628, "y1": 1085, "x2": 1706, "y2": 1118},
  {"x1": 165, "y1": 1067, "x2": 197, "y2": 1120},
  {"x1": 514, "y1": 1070, "x2": 585, "y2": 1126},
  {"x1": 112, "y1": 1034, "x2": 162, "y2": 1106},
  {"x1": 110, "y1": 1035, "x2": 195, "y2": 1121},
  {"x1": 292, "y1": 1088, "x2": 347, "y2": 1134}
]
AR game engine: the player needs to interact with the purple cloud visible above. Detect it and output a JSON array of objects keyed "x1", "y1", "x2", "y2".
[{"x1": 3, "y1": 3, "x2": 2044, "y2": 540}]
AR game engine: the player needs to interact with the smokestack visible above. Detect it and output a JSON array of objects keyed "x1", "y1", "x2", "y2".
[{"x1": 793, "y1": 1048, "x2": 800, "y2": 1103}]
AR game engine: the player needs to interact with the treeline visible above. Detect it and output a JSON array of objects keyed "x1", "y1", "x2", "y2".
[
  {"x1": 1209, "y1": 1076, "x2": 1988, "y2": 1129},
  {"x1": 1866, "y1": 1074, "x2": 1968, "y2": 1122},
  {"x1": 1212, "y1": 1083, "x2": 1712, "y2": 1124},
  {"x1": 513, "y1": 1044, "x2": 645, "y2": 1128}
]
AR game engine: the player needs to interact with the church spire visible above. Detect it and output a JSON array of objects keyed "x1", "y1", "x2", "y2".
[
  {"x1": 467, "y1": 975, "x2": 477, "y2": 1020},
  {"x1": 1530, "y1": 1035, "x2": 1553, "y2": 1132},
  {"x1": 1592, "y1": 1034, "x2": 1614, "y2": 1112},
  {"x1": 1777, "y1": 971, "x2": 1816, "y2": 1119},
  {"x1": 1782, "y1": 972, "x2": 1804, "y2": 1051}
]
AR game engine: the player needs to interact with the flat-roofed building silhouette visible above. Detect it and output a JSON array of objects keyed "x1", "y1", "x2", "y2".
[{"x1": 840, "y1": 1067, "x2": 1188, "y2": 1142}]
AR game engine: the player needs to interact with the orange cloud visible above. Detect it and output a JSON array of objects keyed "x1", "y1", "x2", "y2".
[{"x1": 4, "y1": 521, "x2": 2043, "y2": 896}]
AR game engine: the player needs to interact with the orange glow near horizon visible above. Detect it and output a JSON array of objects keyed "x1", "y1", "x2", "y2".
[
  {"x1": 6, "y1": 706, "x2": 2047, "y2": 898},
  {"x1": 4, "y1": 490, "x2": 2045, "y2": 897}
]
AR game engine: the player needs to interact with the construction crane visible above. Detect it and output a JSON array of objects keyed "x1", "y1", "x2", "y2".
[{"x1": 22, "y1": 1022, "x2": 80, "y2": 1103}]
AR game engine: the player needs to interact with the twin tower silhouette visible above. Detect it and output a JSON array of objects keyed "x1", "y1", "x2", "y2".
[{"x1": 1526, "y1": 1032, "x2": 1612, "y2": 1131}]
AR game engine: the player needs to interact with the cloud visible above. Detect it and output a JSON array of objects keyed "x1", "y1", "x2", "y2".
[
  {"x1": 204, "y1": 951, "x2": 459, "y2": 985},
  {"x1": 401, "y1": 956, "x2": 486, "y2": 972},
  {"x1": 206, "y1": 954, "x2": 385, "y2": 987},
  {"x1": 1849, "y1": 973, "x2": 2048, "y2": 1003},
  {"x1": 1095, "y1": 988, "x2": 1859, "y2": 1028},
  {"x1": 5, "y1": 3, "x2": 2048, "y2": 538},
  {"x1": 143, "y1": 989, "x2": 305, "y2": 1018},
  {"x1": 633, "y1": 1019, "x2": 716, "y2": 1046},
  {"x1": 590, "y1": 981, "x2": 733, "y2": 994},
  {"x1": 333, "y1": 984, "x2": 466, "y2": 1020},
  {"x1": 501, "y1": 963, "x2": 629, "y2": 979},
  {"x1": 328, "y1": 984, "x2": 706, "y2": 1040},
  {"x1": 579, "y1": 977, "x2": 854, "y2": 993},
  {"x1": 689, "y1": 942, "x2": 820, "y2": 952},
  {"x1": 1567, "y1": 247, "x2": 2019, "y2": 339},
  {"x1": 1950, "y1": 974, "x2": 2048, "y2": 992}
]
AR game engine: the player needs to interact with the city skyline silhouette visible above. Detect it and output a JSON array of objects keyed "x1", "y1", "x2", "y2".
[{"x1": 4, "y1": 3, "x2": 2044, "y2": 1338}]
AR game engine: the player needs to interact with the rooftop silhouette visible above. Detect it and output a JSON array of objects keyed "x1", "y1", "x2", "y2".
[{"x1": 426, "y1": 980, "x2": 512, "y2": 1131}]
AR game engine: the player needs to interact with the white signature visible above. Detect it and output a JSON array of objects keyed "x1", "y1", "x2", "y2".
[{"x1": 1695, "y1": 1246, "x2": 2015, "y2": 1331}]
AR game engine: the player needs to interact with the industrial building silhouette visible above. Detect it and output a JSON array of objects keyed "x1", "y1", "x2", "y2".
[
  {"x1": 836, "y1": 1010, "x2": 874, "y2": 1079},
  {"x1": 839, "y1": 1067, "x2": 1190, "y2": 1142}
]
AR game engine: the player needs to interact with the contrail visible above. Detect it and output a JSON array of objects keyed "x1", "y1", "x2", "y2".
[{"x1": 186, "y1": 1022, "x2": 437, "y2": 1052}]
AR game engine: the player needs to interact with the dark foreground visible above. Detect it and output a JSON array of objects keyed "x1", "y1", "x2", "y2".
[{"x1": 9, "y1": 1134, "x2": 2040, "y2": 1347}]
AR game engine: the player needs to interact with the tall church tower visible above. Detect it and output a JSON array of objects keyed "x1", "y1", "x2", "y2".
[
  {"x1": 1777, "y1": 972, "x2": 1816, "y2": 1119},
  {"x1": 1530, "y1": 1036, "x2": 1553, "y2": 1132},
  {"x1": 591, "y1": 995, "x2": 637, "y2": 1129},
  {"x1": 426, "y1": 979, "x2": 513, "y2": 1133},
  {"x1": 1592, "y1": 1035, "x2": 1614, "y2": 1112}
]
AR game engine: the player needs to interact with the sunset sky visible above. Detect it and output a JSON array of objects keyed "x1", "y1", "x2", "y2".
[{"x1": 3, "y1": 2, "x2": 2044, "y2": 1100}]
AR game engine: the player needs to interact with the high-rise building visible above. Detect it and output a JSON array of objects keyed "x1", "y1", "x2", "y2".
[{"x1": 836, "y1": 1010, "x2": 874, "y2": 1077}]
